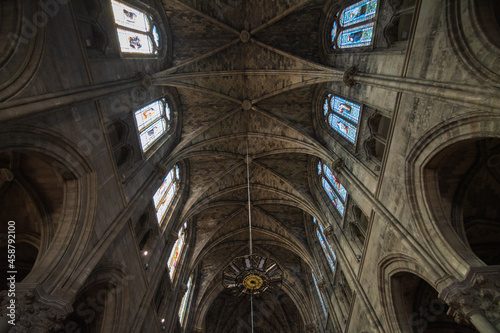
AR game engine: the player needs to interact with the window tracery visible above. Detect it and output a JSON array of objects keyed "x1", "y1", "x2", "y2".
[
  {"x1": 323, "y1": 94, "x2": 361, "y2": 144},
  {"x1": 110, "y1": 0, "x2": 161, "y2": 54},
  {"x1": 153, "y1": 165, "x2": 180, "y2": 224},
  {"x1": 178, "y1": 276, "x2": 193, "y2": 325},
  {"x1": 313, "y1": 273, "x2": 328, "y2": 317},
  {"x1": 318, "y1": 160, "x2": 347, "y2": 216},
  {"x1": 331, "y1": 0, "x2": 378, "y2": 49},
  {"x1": 314, "y1": 218, "x2": 337, "y2": 274},
  {"x1": 134, "y1": 98, "x2": 171, "y2": 152},
  {"x1": 168, "y1": 222, "x2": 187, "y2": 280}
]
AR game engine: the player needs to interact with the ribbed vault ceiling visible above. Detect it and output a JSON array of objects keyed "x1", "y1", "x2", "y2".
[{"x1": 157, "y1": 0, "x2": 338, "y2": 329}]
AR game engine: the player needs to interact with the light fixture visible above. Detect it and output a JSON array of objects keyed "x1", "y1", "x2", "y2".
[
  {"x1": 143, "y1": 250, "x2": 149, "y2": 256},
  {"x1": 223, "y1": 254, "x2": 282, "y2": 296},
  {"x1": 222, "y1": 140, "x2": 283, "y2": 331}
]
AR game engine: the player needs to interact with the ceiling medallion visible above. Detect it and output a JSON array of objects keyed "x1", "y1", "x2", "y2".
[{"x1": 223, "y1": 254, "x2": 283, "y2": 297}]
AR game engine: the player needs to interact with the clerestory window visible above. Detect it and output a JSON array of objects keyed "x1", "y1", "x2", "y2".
[
  {"x1": 323, "y1": 93, "x2": 362, "y2": 144},
  {"x1": 331, "y1": 0, "x2": 378, "y2": 49},
  {"x1": 318, "y1": 160, "x2": 347, "y2": 216},
  {"x1": 178, "y1": 276, "x2": 193, "y2": 326},
  {"x1": 314, "y1": 218, "x2": 337, "y2": 274},
  {"x1": 313, "y1": 273, "x2": 328, "y2": 317},
  {"x1": 110, "y1": 0, "x2": 161, "y2": 54},
  {"x1": 168, "y1": 222, "x2": 187, "y2": 281},
  {"x1": 134, "y1": 98, "x2": 171, "y2": 152},
  {"x1": 153, "y1": 165, "x2": 180, "y2": 224}
]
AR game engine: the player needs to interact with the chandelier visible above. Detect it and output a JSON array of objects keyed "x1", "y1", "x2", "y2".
[
  {"x1": 222, "y1": 254, "x2": 282, "y2": 297},
  {"x1": 221, "y1": 140, "x2": 283, "y2": 331}
]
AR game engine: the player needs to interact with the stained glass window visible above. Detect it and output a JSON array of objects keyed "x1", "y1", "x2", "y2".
[
  {"x1": 340, "y1": 0, "x2": 378, "y2": 27},
  {"x1": 168, "y1": 223, "x2": 187, "y2": 280},
  {"x1": 330, "y1": 0, "x2": 377, "y2": 49},
  {"x1": 313, "y1": 273, "x2": 328, "y2": 317},
  {"x1": 323, "y1": 94, "x2": 361, "y2": 145},
  {"x1": 111, "y1": 0, "x2": 161, "y2": 54},
  {"x1": 153, "y1": 166, "x2": 179, "y2": 224},
  {"x1": 178, "y1": 276, "x2": 192, "y2": 325},
  {"x1": 314, "y1": 217, "x2": 337, "y2": 274},
  {"x1": 318, "y1": 160, "x2": 347, "y2": 216},
  {"x1": 134, "y1": 98, "x2": 171, "y2": 151}
]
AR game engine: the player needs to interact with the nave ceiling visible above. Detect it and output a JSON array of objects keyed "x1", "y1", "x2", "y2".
[{"x1": 157, "y1": 0, "x2": 336, "y2": 327}]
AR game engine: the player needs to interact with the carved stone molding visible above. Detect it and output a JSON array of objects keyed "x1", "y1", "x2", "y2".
[
  {"x1": 317, "y1": 279, "x2": 327, "y2": 292},
  {"x1": 154, "y1": 163, "x2": 169, "y2": 179},
  {"x1": 179, "y1": 283, "x2": 189, "y2": 294},
  {"x1": 136, "y1": 72, "x2": 152, "y2": 92},
  {"x1": 324, "y1": 225, "x2": 334, "y2": 238},
  {"x1": 305, "y1": 322, "x2": 318, "y2": 333},
  {"x1": 168, "y1": 231, "x2": 178, "y2": 243},
  {"x1": 188, "y1": 327, "x2": 203, "y2": 333},
  {"x1": 0, "y1": 290, "x2": 69, "y2": 333},
  {"x1": 440, "y1": 267, "x2": 500, "y2": 325},
  {"x1": 343, "y1": 67, "x2": 358, "y2": 87},
  {"x1": 331, "y1": 158, "x2": 344, "y2": 174}
]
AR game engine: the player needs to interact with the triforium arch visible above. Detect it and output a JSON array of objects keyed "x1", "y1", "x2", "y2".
[
  {"x1": 0, "y1": 125, "x2": 96, "y2": 328},
  {"x1": 0, "y1": 0, "x2": 46, "y2": 102},
  {"x1": 62, "y1": 263, "x2": 130, "y2": 333},
  {"x1": 377, "y1": 254, "x2": 454, "y2": 333},
  {"x1": 406, "y1": 114, "x2": 500, "y2": 277}
]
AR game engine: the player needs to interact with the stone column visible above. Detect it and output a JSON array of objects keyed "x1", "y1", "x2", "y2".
[{"x1": 440, "y1": 268, "x2": 500, "y2": 333}]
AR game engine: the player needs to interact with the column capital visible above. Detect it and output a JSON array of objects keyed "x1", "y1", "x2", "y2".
[
  {"x1": 331, "y1": 158, "x2": 345, "y2": 174},
  {"x1": 343, "y1": 66, "x2": 358, "y2": 87},
  {"x1": 0, "y1": 290, "x2": 69, "y2": 333},
  {"x1": 440, "y1": 267, "x2": 500, "y2": 325},
  {"x1": 305, "y1": 322, "x2": 318, "y2": 333},
  {"x1": 136, "y1": 72, "x2": 152, "y2": 91},
  {"x1": 154, "y1": 163, "x2": 169, "y2": 179}
]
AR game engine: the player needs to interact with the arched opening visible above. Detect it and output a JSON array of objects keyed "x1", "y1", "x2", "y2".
[
  {"x1": 391, "y1": 272, "x2": 477, "y2": 332},
  {"x1": 424, "y1": 138, "x2": 500, "y2": 265},
  {"x1": 0, "y1": 151, "x2": 65, "y2": 291}
]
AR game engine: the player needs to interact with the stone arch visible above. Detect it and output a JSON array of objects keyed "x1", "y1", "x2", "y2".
[
  {"x1": 62, "y1": 264, "x2": 129, "y2": 333},
  {"x1": 0, "y1": 0, "x2": 46, "y2": 101},
  {"x1": 406, "y1": 114, "x2": 500, "y2": 278},
  {"x1": 377, "y1": 254, "x2": 454, "y2": 333},
  {"x1": 0, "y1": 125, "x2": 97, "y2": 295},
  {"x1": 446, "y1": 0, "x2": 500, "y2": 87}
]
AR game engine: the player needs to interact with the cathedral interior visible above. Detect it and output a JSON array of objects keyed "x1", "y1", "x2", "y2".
[{"x1": 0, "y1": 0, "x2": 499, "y2": 332}]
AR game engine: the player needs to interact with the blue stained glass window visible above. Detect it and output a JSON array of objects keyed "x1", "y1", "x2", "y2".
[
  {"x1": 313, "y1": 273, "x2": 328, "y2": 317},
  {"x1": 339, "y1": 22, "x2": 374, "y2": 48},
  {"x1": 317, "y1": 230, "x2": 336, "y2": 273},
  {"x1": 331, "y1": 21, "x2": 338, "y2": 42},
  {"x1": 328, "y1": 113, "x2": 357, "y2": 144},
  {"x1": 314, "y1": 217, "x2": 338, "y2": 263},
  {"x1": 323, "y1": 98, "x2": 329, "y2": 116},
  {"x1": 330, "y1": 96, "x2": 361, "y2": 124},
  {"x1": 318, "y1": 161, "x2": 347, "y2": 216},
  {"x1": 323, "y1": 164, "x2": 347, "y2": 201},
  {"x1": 322, "y1": 178, "x2": 345, "y2": 216},
  {"x1": 340, "y1": 0, "x2": 378, "y2": 27}
]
